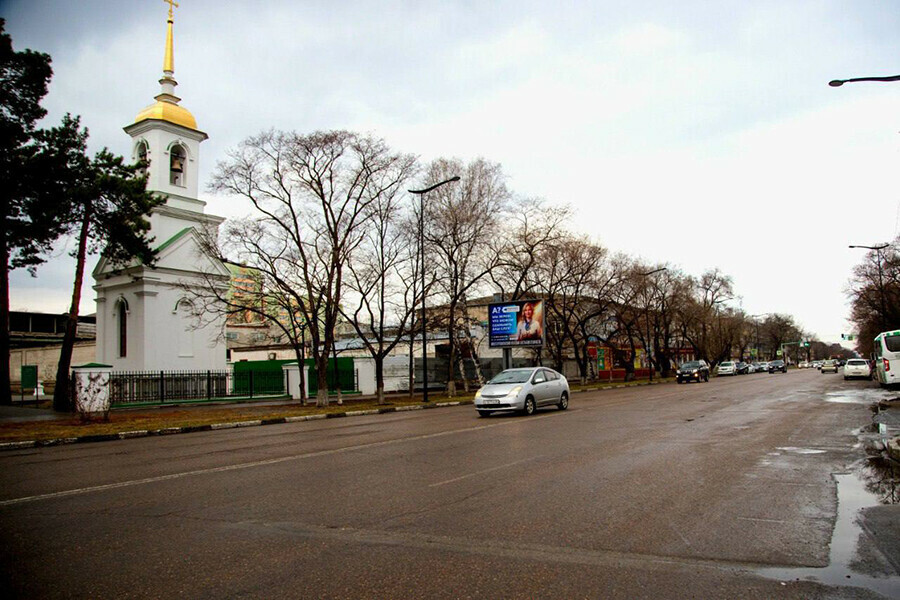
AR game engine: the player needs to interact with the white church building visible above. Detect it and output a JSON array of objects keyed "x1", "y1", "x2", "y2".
[{"x1": 92, "y1": 8, "x2": 229, "y2": 372}]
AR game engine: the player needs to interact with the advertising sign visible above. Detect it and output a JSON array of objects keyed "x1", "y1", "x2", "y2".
[{"x1": 488, "y1": 299, "x2": 545, "y2": 348}]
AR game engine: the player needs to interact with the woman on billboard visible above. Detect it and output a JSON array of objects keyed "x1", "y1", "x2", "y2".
[{"x1": 516, "y1": 301, "x2": 543, "y2": 342}]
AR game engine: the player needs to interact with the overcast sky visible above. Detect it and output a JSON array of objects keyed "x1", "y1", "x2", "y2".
[{"x1": 3, "y1": 0, "x2": 899, "y2": 345}]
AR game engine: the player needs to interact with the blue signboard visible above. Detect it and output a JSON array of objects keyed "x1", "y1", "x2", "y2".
[{"x1": 488, "y1": 300, "x2": 545, "y2": 348}]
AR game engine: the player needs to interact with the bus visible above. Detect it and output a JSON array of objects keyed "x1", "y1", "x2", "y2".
[{"x1": 873, "y1": 330, "x2": 900, "y2": 387}]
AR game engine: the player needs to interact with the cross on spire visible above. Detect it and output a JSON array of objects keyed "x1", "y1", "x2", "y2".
[{"x1": 164, "y1": 0, "x2": 179, "y2": 21}]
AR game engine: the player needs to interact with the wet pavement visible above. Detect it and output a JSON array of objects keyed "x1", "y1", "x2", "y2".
[{"x1": 758, "y1": 384, "x2": 900, "y2": 598}]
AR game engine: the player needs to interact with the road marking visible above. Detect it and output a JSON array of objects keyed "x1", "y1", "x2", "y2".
[
  {"x1": 0, "y1": 411, "x2": 565, "y2": 507},
  {"x1": 429, "y1": 457, "x2": 537, "y2": 487},
  {"x1": 738, "y1": 517, "x2": 788, "y2": 524}
]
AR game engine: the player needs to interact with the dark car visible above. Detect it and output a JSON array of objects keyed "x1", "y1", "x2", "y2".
[
  {"x1": 768, "y1": 359, "x2": 787, "y2": 373},
  {"x1": 677, "y1": 360, "x2": 710, "y2": 383},
  {"x1": 736, "y1": 361, "x2": 750, "y2": 374}
]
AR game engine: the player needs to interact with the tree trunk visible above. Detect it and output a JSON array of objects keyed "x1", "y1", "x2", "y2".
[
  {"x1": 316, "y1": 361, "x2": 329, "y2": 407},
  {"x1": 375, "y1": 355, "x2": 385, "y2": 405},
  {"x1": 457, "y1": 352, "x2": 469, "y2": 393},
  {"x1": 460, "y1": 301, "x2": 484, "y2": 386},
  {"x1": 53, "y1": 208, "x2": 91, "y2": 412},
  {"x1": 446, "y1": 302, "x2": 457, "y2": 397},
  {"x1": 0, "y1": 238, "x2": 11, "y2": 405}
]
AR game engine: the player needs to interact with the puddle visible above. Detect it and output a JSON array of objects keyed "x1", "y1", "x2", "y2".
[
  {"x1": 825, "y1": 389, "x2": 895, "y2": 405},
  {"x1": 757, "y1": 471, "x2": 900, "y2": 597},
  {"x1": 776, "y1": 447, "x2": 827, "y2": 455}
]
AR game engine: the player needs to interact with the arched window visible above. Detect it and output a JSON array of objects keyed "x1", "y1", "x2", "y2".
[
  {"x1": 175, "y1": 299, "x2": 194, "y2": 357},
  {"x1": 116, "y1": 298, "x2": 129, "y2": 358},
  {"x1": 135, "y1": 141, "x2": 149, "y2": 176},
  {"x1": 169, "y1": 144, "x2": 186, "y2": 187}
]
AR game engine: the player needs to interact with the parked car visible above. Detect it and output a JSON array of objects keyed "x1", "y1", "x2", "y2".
[
  {"x1": 717, "y1": 361, "x2": 738, "y2": 376},
  {"x1": 812, "y1": 360, "x2": 824, "y2": 370},
  {"x1": 820, "y1": 359, "x2": 839, "y2": 374},
  {"x1": 474, "y1": 367, "x2": 569, "y2": 416},
  {"x1": 736, "y1": 361, "x2": 750, "y2": 374},
  {"x1": 756, "y1": 361, "x2": 769, "y2": 373},
  {"x1": 677, "y1": 360, "x2": 710, "y2": 383},
  {"x1": 843, "y1": 359, "x2": 870, "y2": 380},
  {"x1": 798, "y1": 361, "x2": 810, "y2": 369},
  {"x1": 768, "y1": 359, "x2": 787, "y2": 373}
]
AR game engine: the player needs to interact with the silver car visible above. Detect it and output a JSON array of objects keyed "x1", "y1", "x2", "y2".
[{"x1": 474, "y1": 367, "x2": 569, "y2": 417}]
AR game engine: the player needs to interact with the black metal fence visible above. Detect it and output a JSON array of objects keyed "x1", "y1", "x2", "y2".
[{"x1": 108, "y1": 370, "x2": 287, "y2": 407}]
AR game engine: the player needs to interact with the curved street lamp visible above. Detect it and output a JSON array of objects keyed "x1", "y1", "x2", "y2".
[
  {"x1": 829, "y1": 74, "x2": 900, "y2": 87},
  {"x1": 409, "y1": 176, "x2": 460, "y2": 402}
]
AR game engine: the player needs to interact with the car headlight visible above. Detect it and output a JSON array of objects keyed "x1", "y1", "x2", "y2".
[
  {"x1": 475, "y1": 389, "x2": 482, "y2": 399},
  {"x1": 506, "y1": 386, "x2": 523, "y2": 398}
]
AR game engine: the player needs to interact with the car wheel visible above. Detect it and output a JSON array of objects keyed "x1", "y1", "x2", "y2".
[
  {"x1": 477, "y1": 410, "x2": 491, "y2": 417},
  {"x1": 557, "y1": 392, "x2": 569, "y2": 411},
  {"x1": 523, "y1": 396, "x2": 536, "y2": 416}
]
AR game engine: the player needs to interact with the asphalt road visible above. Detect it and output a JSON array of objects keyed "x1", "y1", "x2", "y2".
[{"x1": 1, "y1": 369, "x2": 898, "y2": 599}]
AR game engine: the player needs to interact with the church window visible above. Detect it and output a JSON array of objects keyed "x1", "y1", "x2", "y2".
[
  {"x1": 176, "y1": 299, "x2": 195, "y2": 357},
  {"x1": 136, "y1": 141, "x2": 149, "y2": 176},
  {"x1": 116, "y1": 299, "x2": 129, "y2": 358},
  {"x1": 169, "y1": 144, "x2": 186, "y2": 187}
]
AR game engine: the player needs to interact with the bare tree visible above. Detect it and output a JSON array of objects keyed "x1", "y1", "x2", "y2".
[
  {"x1": 340, "y1": 165, "x2": 419, "y2": 404},
  {"x1": 679, "y1": 268, "x2": 735, "y2": 365},
  {"x1": 847, "y1": 238, "x2": 900, "y2": 355},
  {"x1": 421, "y1": 157, "x2": 511, "y2": 397},
  {"x1": 208, "y1": 130, "x2": 416, "y2": 407},
  {"x1": 536, "y1": 235, "x2": 606, "y2": 382},
  {"x1": 759, "y1": 313, "x2": 803, "y2": 361}
]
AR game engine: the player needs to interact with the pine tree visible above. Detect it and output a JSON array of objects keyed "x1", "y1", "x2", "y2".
[
  {"x1": 51, "y1": 117, "x2": 160, "y2": 411},
  {"x1": 0, "y1": 19, "x2": 70, "y2": 405}
]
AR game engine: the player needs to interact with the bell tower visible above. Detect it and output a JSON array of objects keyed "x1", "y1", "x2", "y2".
[{"x1": 93, "y1": 2, "x2": 229, "y2": 371}]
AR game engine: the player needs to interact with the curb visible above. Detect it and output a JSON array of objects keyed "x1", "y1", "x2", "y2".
[
  {"x1": 0, "y1": 400, "x2": 473, "y2": 451},
  {"x1": 0, "y1": 380, "x2": 668, "y2": 451}
]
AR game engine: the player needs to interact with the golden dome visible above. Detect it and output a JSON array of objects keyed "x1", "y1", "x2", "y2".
[{"x1": 134, "y1": 100, "x2": 198, "y2": 130}]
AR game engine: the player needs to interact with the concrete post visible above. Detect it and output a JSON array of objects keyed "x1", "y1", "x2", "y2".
[
  {"x1": 71, "y1": 363, "x2": 113, "y2": 422},
  {"x1": 282, "y1": 362, "x2": 310, "y2": 401}
]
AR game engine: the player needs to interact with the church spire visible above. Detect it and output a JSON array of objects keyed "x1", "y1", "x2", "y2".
[
  {"x1": 132, "y1": 0, "x2": 199, "y2": 131},
  {"x1": 163, "y1": 0, "x2": 177, "y2": 74}
]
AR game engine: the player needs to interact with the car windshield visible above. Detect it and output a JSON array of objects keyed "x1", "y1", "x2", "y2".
[
  {"x1": 847, "y1": 359, "x2": 867, "y2": 366},
  {"x1": 681, "y1": 361, "x2": 702, "y2": 369},
  {"x1": 488, "y1": 370, "x2": 533, "y2": 384},
  {"x1": 721, "y1": 362, "x2": 734, "y2": 367}
]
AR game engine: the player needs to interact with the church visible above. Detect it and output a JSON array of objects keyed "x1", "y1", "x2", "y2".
[{"x1": 92, "y1": 5, "x2": 229, "y2": 372}]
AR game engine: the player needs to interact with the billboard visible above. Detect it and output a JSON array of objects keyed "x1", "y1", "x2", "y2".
[{"x1": 489, "y1": 299, "x2": 545, "y2": 348}]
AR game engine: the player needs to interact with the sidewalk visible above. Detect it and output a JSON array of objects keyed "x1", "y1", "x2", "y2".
[
  {"x1": 0, "y1": 404, "x2": 67, "y2": 422},
  {"x1": 0, "y1": 378, "x2": 671, "y2": 449}
]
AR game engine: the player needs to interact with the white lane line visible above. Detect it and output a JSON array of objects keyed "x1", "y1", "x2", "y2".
[
  {"x1": 0, "y1": 411, "x2": 565, "y2": 507},
  {"x1": 429, "y1": 457, "x2": 538, "y2": 488},
  {"x1": 737, "y1": 517, "x2": 788, "y2": 524}
]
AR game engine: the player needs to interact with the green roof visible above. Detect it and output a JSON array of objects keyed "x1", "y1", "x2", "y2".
[{"x1": 156, "y1": 227, "x2": 194, "y2": 252}]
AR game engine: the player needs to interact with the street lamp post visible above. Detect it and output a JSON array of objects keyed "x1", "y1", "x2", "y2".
[
  {"x1": 409, "y1": 176, "x2": 460, "y2": 402},
  {"x1": 849, "y1": 244, "x2": 889, "y2": 332},
  {"x1": 750, "y1": 313, "x2": 769, "y2": 362}
]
